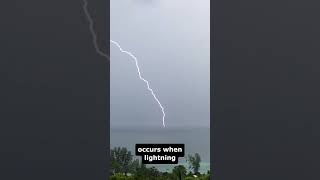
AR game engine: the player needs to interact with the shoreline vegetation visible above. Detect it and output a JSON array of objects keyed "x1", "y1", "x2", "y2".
[{"x1": 110, "y1": 147, "x2": 211, "y2": 180}]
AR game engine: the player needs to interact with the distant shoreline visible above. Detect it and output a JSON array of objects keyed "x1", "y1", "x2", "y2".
[{"x1": 111, "y1": 126, "x2": 210, "y2": 131}]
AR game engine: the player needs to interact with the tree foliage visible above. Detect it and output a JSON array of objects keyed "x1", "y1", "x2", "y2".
[
  {"x1": 172, "y1": 165, "x2": 187, "y2": 180},
  {"x1": 110, "y1": 147, "x2": 134, "y2": 175},
  {"x1": 110, "y1": 147, "x2": 209, "y2": 180},
  {"x1": 187, "y1": 153, "x2": 201, "y2": 175}
]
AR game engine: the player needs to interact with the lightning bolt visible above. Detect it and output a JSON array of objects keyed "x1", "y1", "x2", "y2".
[
  {"x1": 110, "y1": 40, "x2": 166, "y2": 127},
  {"x1": 82, "y1": 0, "x2": 166, "y2": 127},
  {"x1": 82, "y1": 0, "x2": 109, "y2": 60}
]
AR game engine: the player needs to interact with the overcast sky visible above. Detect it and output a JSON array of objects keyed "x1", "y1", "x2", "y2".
[{"x1": 110, "y1": 0, "x2": 210, "y2": 128}]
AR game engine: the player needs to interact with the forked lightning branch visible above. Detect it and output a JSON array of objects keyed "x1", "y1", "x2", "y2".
[{"x1": 82, "y1": 0, "x2": 166, "y2": 127}]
